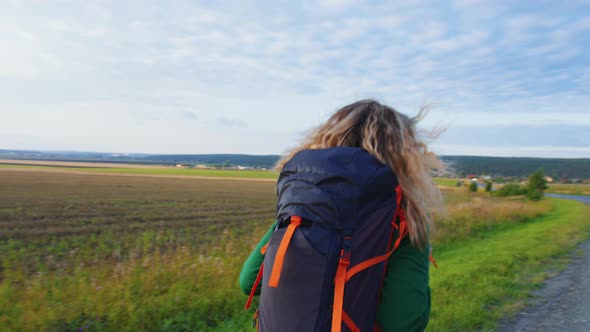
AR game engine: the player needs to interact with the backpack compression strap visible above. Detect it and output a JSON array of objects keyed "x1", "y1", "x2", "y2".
[
  {"x1": 268, "y1": 215, "x2": 302, "y2": 288},
  {"x1": 332, "y1": 237, "x2": 351, "y2": 332},
  {"x1": 244, "y1": 263, "x2": 264, "y2": 310},
  {"x1": 244, "y1": 243, "x2": 269, "y2": 310},
  {"x1": 244, "y1": 241, "x2": 270, "y2": 310},
  {"x1": 345, "y1": 215, "x2": 408, "y2": 282}
]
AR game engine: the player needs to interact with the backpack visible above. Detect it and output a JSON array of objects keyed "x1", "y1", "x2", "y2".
[{"x1": 245, "y1": 147, "x2": 409, "y2": 332}]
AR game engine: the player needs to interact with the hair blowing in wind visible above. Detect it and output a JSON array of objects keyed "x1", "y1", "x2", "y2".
[{"x1": 275, "y1": 99, "x2": 445, "y2": 248}]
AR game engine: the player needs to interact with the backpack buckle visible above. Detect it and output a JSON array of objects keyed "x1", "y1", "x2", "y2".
[{"x1": 341, "y1": 236, "x2": 352, "y2": 260}]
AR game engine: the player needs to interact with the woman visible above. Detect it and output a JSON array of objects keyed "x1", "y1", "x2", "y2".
[{"x1": 240, "y1": 100, "x2": 445, "y2": 331}]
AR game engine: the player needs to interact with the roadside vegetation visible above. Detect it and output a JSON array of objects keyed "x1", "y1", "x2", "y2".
[
  {"x1": 546, "y1": 183, "x2": 590, "y2": 196},
  {"x1": 0, "y1": 170, "x2": 589, "y2": 331},
  {"x1": 493, "y1": 169, "x2": 548, "y2": 201},
  {"x1": 429, "y1": 198, "x2": 590, "y2": 331}
]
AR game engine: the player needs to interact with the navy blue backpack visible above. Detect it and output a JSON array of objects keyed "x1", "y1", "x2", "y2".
[{"x1": 245, "y1": 147, "x2": 408, "y2": 332}]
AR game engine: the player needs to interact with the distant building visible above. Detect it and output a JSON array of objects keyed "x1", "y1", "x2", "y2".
[
  {"x1": 466, "y1": 174, "x2": 478, "y2": 181},
  {"x1": 194, "y1": 164, "x2": 209, "y2": 169},
  {"x1": 544, "y1": 176, "x2": 554, "y2": 183},
  {"x1": 176, "y1": 164, "x2": 187, "y2": 168}
]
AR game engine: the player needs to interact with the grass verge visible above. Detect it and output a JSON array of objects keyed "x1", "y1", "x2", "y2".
[{"x1": 427, "y1": 198, "x2": 590, "y2": 331}]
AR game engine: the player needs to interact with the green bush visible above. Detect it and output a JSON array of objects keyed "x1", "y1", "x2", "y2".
[
  {"x1": 495, "y1": 184, "x2": 526, "y2": 197},
  {"x1": 468, "y1": 181, "x2": 478, "y2": 192},
  {"x1": 485, "y1": 181, "x2": 493, "y2": 193},
  {"x1": 526, "y1": 189, "x2": 543, "y2": 201}
]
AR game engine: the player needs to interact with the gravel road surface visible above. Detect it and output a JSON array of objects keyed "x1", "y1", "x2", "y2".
[{"x1": 497, "y1": 194, "x2": 590, "y2": 332}]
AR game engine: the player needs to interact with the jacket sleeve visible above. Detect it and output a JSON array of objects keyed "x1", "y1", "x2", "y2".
[
  {"x1": 239, "y1": 220, "x2": 278, "y2": 295},
  {"x1": 377, "y1": 236, "x2": 431, "y2": 332}
]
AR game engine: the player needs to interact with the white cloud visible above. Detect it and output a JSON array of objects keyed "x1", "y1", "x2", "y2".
[
  {"x1": 1, "y1": 0, "x2": 589, "y2": 157},
  {"x1": 303, "y1": 0, "x2": 360, "y2": 13}
]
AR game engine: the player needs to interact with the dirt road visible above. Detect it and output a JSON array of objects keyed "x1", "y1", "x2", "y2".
[
  {"x1": 498, "y1": 194, "x2": 590, "y2": 331},
  {"x1": 0, "y1": 167, "x2": 276, "y2": 183},
  {"x1": 0, "y1": 159, "x2": 170, "y2": 168}
]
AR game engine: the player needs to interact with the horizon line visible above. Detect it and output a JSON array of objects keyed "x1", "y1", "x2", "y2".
[{"x1": 2, "y1": 147, "x2": 590, "y2": 160}]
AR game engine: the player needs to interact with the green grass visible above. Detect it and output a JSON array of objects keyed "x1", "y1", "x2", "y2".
[
  {"x1": 433, "y1": 177, "x2": 461, "y2": 187},
  {"x1": 427, "y1": 198, "x2": 590, "y2": 331},
  {"x1": 0, "y1": 164, "x2": 277, "y2": 179}
]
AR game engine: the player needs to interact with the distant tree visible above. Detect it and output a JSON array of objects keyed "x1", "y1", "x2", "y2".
[
  {"x1": 526, "y1": 169, "x2": 548, "y2": 201},
  {"x1": 468, "y1": 181, "x2": 478, "y2": 192},
  {"x1": 485, "y1": 181, "x2": 493, "y2": 193}
]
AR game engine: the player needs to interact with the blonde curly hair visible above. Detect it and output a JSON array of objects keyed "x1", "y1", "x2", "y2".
[{"x1": 275, "y1": 99, "x2": 445, "y2": 248}]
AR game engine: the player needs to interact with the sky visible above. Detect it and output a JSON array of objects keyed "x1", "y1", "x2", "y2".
[{"x1": 1, "y1": 0, "x2": 589, "y2": 158}]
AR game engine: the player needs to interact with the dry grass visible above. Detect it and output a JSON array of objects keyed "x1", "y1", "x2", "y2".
[
  {"x1": 433, "y1": 192, "x2": 552, "y2": 245},
  {"x1": 547, "y1": 183, "x2": 590, "y2": 196}
]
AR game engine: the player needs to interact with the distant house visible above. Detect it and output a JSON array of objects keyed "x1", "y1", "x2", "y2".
[
  {"x1": 544, "y1": 176, "x2": 554, "y2": 183},
  {"x1": 466, "y1": 174, "x2": 478, "y2": 181},
  {"x1": 176, "y1": 163, "x2": 187, "y2": 168},
  {"x1": 194, "y1": 164, "x2": 209, "y2": 169}
]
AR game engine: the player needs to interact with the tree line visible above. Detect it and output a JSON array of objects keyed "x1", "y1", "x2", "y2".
[{"x1": 442, "y1": 156, "x2": 590, "y2": 179}]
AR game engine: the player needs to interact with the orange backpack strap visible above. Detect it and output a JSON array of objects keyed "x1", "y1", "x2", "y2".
[
  {"x1": 429, "y1": 250, "x2": 438, "y2": 269},
  {"x1": 346, "y1": 247, "x2": 392, "y2": 282},
  {"x1": 244, "y1": 262, "x2": 264, "y2": 310},
  {"x1": 331, "y1": 245, "x2": 351, "y2": 332},
  {"x1": 392, "y1": 209, "x2": 407, "y2": 249},
  {"x1": 268, "y1": 216, "x2": 302, "y2": 288},
  {"x1": 345, "y1": 216, "x2": 408, "y2": 282},
  {"x1": 342, "y1": 311, "x2": 360, "y2": 332},
  {"x1": 333, "y1": 184, "x2": 407, "y2": 331}
]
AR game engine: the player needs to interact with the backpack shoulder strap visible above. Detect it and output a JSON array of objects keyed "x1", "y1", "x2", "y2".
[{"x1": 268, "y1": 216, "x2": 302, "y2": 288}]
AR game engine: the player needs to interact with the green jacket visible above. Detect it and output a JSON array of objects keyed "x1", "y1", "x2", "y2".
[{"x1": 239, "y1": 220, "x2": 431, "y2": 331}]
